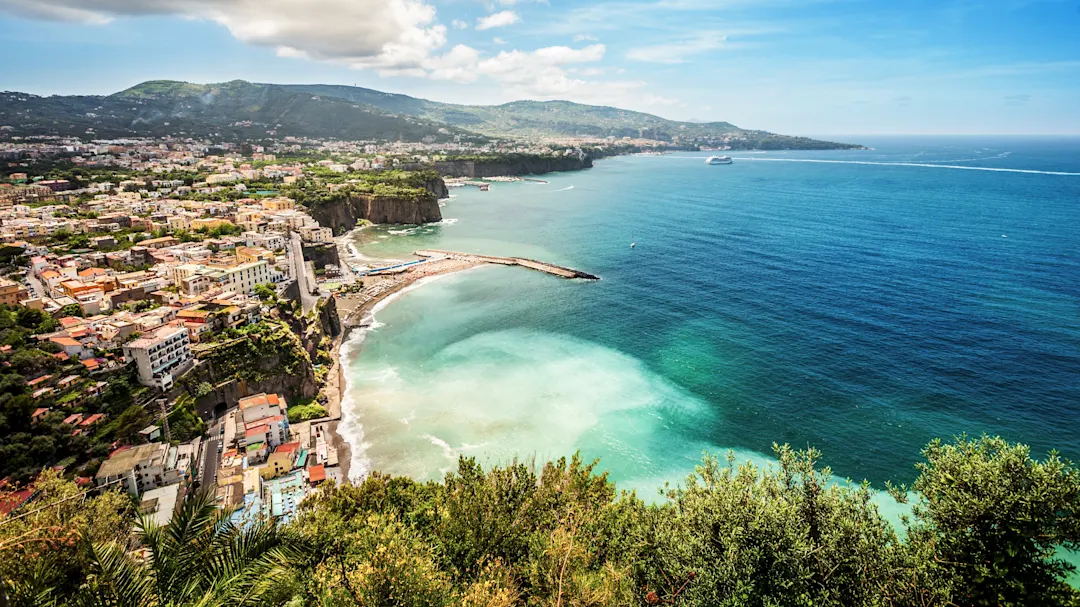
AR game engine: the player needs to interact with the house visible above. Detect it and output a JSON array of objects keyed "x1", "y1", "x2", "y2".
[
  {"x1": 245, "y1": 442, "x2": 268, "y2": 465},
  {"x1": 94, "y1": 443, "x2": 181, "y2": 496},
  {"x1": 32, "y1": 387, "x2": 55, "y2": 400},
  {"x1": 62, "y1": 413, "x2": 84, "y2": 426},
  {"x1": 238, "y1": 393, "x2": 287, "y2": 426},
  {"x1": 31, "y1": 407, "x2": 51, "y2": 423},
  {"x1": 138, "y1": 484, "x2": 182, "y2": 528},
  {"x1": 26, "y1": 374, "x2": 53, "y2": 389},
  {"x1": 0, "y1": 278, "x2": 22, "y2": 306},
  {"x1": 307, "y1": 464, "x2": 327, "y2": 487},
  {"x1": 139, "y1": 425, "x2": 162, "y2": 442},
  {"x1": 261, "y1": 442, "x2": 301, "y2": 480},
  {"x1": 89, "y1": 235, "x2": 117, "y2": 249},
  {"x1": 49, "y1": 336, "x2": 90, "y2": 360},
  {"x1": 80, "y1": 413, "x2": 105, "y2": 428}
]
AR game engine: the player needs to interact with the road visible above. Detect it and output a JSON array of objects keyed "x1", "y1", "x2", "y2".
[
  {"x1": 289, "y1": 233, "x2": 320, "y2": 314},
  {"x1": 199, "y1": 418, "x2": 225, "y2": 491},
  {"x1": 24, "y1": 270, "x2": 46, "y2": 300}
]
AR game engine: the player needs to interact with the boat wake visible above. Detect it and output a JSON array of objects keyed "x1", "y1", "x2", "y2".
[
  {"x1": 729, "y1": 157, "x2": 1080, "y2": 176},
  {"x1": 554, "y1": 185, "x2": 575, "y2": 192}
]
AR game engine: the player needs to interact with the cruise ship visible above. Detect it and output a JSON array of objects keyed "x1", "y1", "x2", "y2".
[{"x1": 706, "y1": 155, "x2": 733, "y2": 165}]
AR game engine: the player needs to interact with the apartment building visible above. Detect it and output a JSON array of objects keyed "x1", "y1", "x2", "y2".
[{"x1": 122, "y1": 325, "x2": 194, "y2": 389}]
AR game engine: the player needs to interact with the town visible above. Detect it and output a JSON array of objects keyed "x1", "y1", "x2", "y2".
[{"x1": 0, "y1": 132, "x2": 634, "y2": 523}]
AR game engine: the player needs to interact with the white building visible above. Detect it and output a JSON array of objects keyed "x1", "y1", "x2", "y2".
[
  {"x1": 94, "y1": 443, "x2": 180, "y2": 496},
  {"x1": 123, "y1": 325, "x2": 194, "y2": 389}
]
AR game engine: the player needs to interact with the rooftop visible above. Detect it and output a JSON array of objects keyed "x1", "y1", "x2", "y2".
[
  {"x1": 238, "y1": 392, "x2": 282, "y2": 410},
  {"x1": 96, "y1": 443, "x2": 164, "y2": 480}
]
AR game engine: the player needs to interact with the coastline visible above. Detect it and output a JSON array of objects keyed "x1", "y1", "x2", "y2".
[{"x1": 319, "y1": 250, "x2": 497, "y2": 482}]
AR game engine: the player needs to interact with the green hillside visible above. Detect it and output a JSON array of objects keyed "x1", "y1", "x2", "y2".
[
  {"x1": 0, "y1": 80, "x2": 474, "y2": 142},
  {"x1": 284, "y1": 83, "x2": 849, "y2": 147},
  {"x1": 0, "y1": 80, "x2": 861, "y2": 149}
]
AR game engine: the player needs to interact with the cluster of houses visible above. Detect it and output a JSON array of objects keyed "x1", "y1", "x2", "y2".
[{"x1": 91, "y1": 392, "x2": 333, "y2": 527}]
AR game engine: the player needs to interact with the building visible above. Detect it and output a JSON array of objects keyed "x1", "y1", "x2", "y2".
[
  {"x1": 238, "y1": 393, "x2": 287, "y2": 426},
  {"x1": 94, "y1": 443, "x2": 180, "y2": 496},
  {"x1": 261, "y1": 442, "x2": 301, "y2": 480},
  {"x1": 139, "y1": 484, "x2": 183, "y2": 527},
  {"x1": 123, "y1": 325, "x2": 194, "y2": 389},
  {"x1": 0, "y1": 279, "x2": 23, "y2": 306}
]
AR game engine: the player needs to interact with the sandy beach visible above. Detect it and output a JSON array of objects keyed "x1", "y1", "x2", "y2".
[
  {"x1": 317, "y1": 254, "x2": 492, "y2": 482},
  {"x1": 317, "y1": 242, "x2": 599, "y2": 482}
]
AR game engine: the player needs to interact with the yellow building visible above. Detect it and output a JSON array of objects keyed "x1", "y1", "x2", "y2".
[
  {"x1": 260, "y1": 197, "x2": 295, "y2": 211},
  {"x1": 260, "y1": 442, "x2": 300, "y2": 480},
  {"x1": 0, "y1": 279, "x2": 22, "y2": 306}
]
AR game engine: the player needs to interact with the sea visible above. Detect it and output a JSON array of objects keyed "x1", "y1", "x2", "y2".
[{"x1": 337, "y1": 136, "x2": 1080, "y2": 512}]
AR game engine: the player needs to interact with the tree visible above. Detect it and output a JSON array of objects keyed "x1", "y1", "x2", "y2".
[
  {"x1": 895, "y1": 436, "x2": 1080, "y2": 606},
  {"x1": 80, "y1": 490, "x2": 299, "y2": 606},
  {"x1": 56, "y1": 304, "x2": 82, "y2": 319},
  {"x1": 0, "y1": 470, "x2": 133, "y2": 607},
  {"x1": 253, "y1": 283, "x2": 277, "y2": 303},
  {"x1": 637, "y1": 445, "x2": 901, "y2": 607},
  {"x1": 113, "y1": 405, "x2": 151, "y2": 445}
]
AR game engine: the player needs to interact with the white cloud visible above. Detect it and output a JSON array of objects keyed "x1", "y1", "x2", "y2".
[
  {"x1": 492, "y1": 37, "x2": 508, "y2": 45},
  {"x1": 627, "y1": 31, "x2": 728, "y2": 63},
  {"x1": 476, "y1": 10, "x2": 520, "y2": 30},
  {"x1": 451, "y1": 19, "x2": 469, "y2": 29},
  {"x1": 573, "y1": 34, "x2": 598, "y2": 42},
  {"x1": 0, "y1": 0, "x2": 684, "y2": 112},
  {"x1": 0, "y1": 0, "x2": 450, "y2": 73}
]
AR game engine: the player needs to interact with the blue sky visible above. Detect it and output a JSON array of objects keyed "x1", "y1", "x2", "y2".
[{"x1": 1, "y1": 0, "x2": 1078, "y2": 134}]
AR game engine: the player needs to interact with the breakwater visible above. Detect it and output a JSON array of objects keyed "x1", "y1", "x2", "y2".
[{"x1": 415, "y1": 250, "x2": 600, "y2": 280}]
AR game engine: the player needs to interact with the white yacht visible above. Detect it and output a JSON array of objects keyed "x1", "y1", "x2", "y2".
[{"x1": 706, "y1": 155, "x2": 733, "y2": 165}]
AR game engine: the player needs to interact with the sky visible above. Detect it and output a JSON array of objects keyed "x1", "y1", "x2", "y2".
[{"x1": 1, "y1": 0, "x2": 1078, "y2": 135}]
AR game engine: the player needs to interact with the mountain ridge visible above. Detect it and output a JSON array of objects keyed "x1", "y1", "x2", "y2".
[{"x1": 1, "y1": 79, "x2": 863, "y2": 149}]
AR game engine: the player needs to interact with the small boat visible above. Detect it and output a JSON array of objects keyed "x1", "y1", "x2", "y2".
[
  {"x1": 630, "y1": 242, "x2": 636, "y2": 248},
  {"x1": 706, "y1": 155, "x2": 733, "y2": 165}
]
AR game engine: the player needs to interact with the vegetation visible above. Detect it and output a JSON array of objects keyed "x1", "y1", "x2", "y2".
[
  {"x1": 2, "y1": 435, "x2": 1079, "y2": 606},
  {"x1": 283, "y1": 169, "x2": 439, "y2": 209},
  {"x1": 0, "y1": 305, "x2": 149, "y2": 483},
  {"x1": 1, "y1": 80, "x2": 861, "y2": 149},
  {"x1": 287, "y1": 403, "x2": 328, "y2": 423},
  {"x1": 0, "y1": 81, "x2": 477, "y2": 142}
]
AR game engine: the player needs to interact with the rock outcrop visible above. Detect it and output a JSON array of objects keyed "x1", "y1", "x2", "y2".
[
  {"x1": 400, "y1": 155, "x2": 593, "y2": 178},
  {"x1": 310, "y1": 177, "x2": 447, "y2": 233},
  {"x1": 302, "y1": 242, "x2": 341, "y2": 271}
]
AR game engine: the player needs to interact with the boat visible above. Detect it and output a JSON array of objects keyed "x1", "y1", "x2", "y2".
[
  {"x1": 706, "y1": 155, "x2": 733, "y2": 165},
  {"x1": 630, "y1": 242, "x2": 636, "y2": 248}
]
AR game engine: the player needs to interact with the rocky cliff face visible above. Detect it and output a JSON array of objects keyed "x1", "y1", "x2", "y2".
[
  {"x1": 310, "y1": 178, "x2": 446, "y2": 232},
  {"x1": 401, "y1": 156, "x2": 593, "y2": 178},
  {"x1": 302, "y1": 242, "x2": 341, "y2": 270}
]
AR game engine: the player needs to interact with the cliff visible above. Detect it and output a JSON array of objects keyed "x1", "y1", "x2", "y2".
[
  {"x1": 302, "y1": 242, "x2": 341, "y2": 271},
  {"x1": 400, "y1": 155, "x2": 593, "y2": 178},
  {"x1": 309, "y1": 177, "x2": 447, "y2": 232}
]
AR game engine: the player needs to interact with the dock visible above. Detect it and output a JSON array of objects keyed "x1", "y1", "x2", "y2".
[{"x1": 415, "y1": 250, "x2": 600, "y2": 280}]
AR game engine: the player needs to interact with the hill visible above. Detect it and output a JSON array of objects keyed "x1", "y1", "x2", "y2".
[
  {"x1": 283, "y1": 83, "x2": 857, "y2": 148},
  {"x1": 0, "y1": 80, "x2": 861, "y2": 149},
  {"x1": 0, "y1": 80, "x2": 473, "y2": 142}
]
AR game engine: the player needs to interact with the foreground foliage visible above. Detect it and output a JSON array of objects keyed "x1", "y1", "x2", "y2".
[{"x1": 1, "y1": 436, "x2": 1079, "y2": 606}]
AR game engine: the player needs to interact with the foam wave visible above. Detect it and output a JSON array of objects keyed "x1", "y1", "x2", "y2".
[
  {"x1": 729, "y1": 156, "x2": 1080, "y2": 176},
  {"x1": 554, "y1": 185, "x2": 575, "y2": 192},
  {"x1": 338, "y1": 267, "x2": 496, "y2": 480}
]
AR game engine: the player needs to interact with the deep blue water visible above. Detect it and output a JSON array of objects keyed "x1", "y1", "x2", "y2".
[{"x1": 344, "y1": 135, "x2": 1080, "y2": 490}]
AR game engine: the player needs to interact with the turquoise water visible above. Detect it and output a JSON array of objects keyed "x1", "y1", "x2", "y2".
[{"x1": 339, "y1": 136, "x2": 1080, "y2": 502}]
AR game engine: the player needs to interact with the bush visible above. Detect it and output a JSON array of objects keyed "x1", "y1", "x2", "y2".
[{"x1": 287, "y1": 403, "x2": 328, "y2": 423}]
